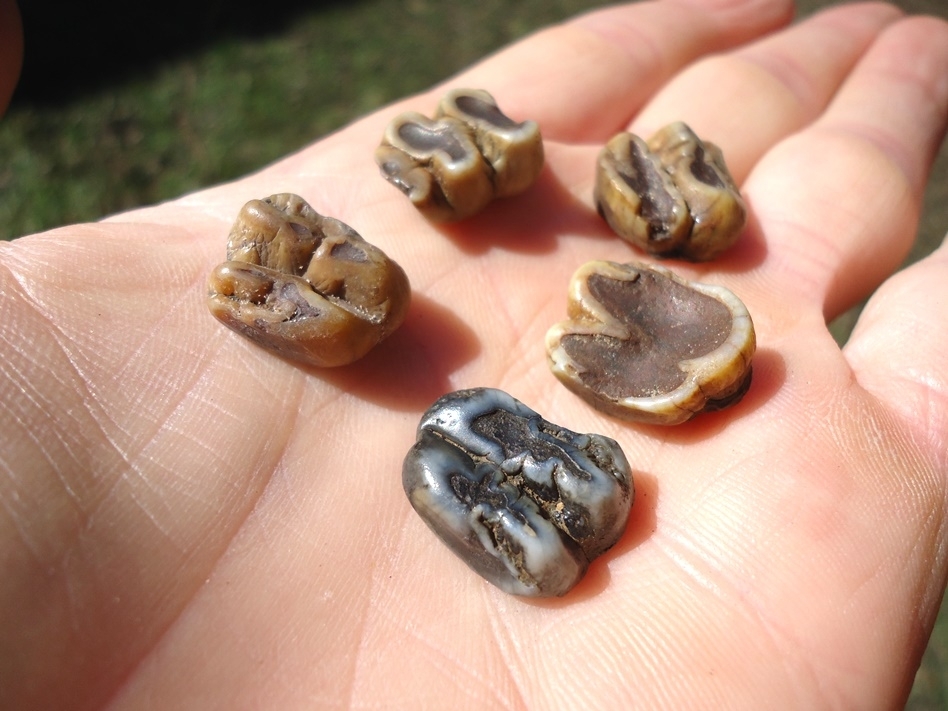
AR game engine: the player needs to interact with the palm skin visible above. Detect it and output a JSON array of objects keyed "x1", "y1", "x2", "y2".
[{"x1": 2, "y1": 0, "x2": 948, "y2": 708}]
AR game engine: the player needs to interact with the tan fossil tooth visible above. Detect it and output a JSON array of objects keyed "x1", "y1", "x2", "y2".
[
  {"x1": 546, "y1": 260, "x2": 755, "y2": 425},
  {"x1": 207, "y1": 193, "x2": 410, "y2": 367},
  {"x1": 594, "y1": 122, "x2": 746, "y2": 261}
]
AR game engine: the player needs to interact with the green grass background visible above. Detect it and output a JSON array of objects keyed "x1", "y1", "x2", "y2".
[{"x1": 2, "y1": 0, "x2": 947, "y2": 706}]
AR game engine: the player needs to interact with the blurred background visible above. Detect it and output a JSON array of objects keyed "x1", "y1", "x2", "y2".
[{"x1": 1, "y1": 0, "x2": 946, "y2": 706}]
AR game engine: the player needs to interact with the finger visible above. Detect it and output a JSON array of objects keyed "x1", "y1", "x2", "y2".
[
  {"x1": 149, "y1": 0, "x2": 794, "y2": 239},
  {"x1": 518, "y1": 2, "x2": 901, "y2": 253},
  {"x1": 416, "y1": 0, "x2": 795, "y2": 142},
  {"x1": 630, "y1": 2, "x2": 904, "y2": 182},
  {"x1": 844, "y1": 237, "x2": 948, "y2": 453},
  {"x1": 738, "y1": 15, "x2": 948, "y2": 324},
  {"x1": 0, "y1": 0, "x2": 22, "y2": 115}
]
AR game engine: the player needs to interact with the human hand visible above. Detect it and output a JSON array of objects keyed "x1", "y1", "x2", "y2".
[
  {"x1": 0, "y1": 0, "x2": 23, "y2": 115},
  {"x1": 2, "y1": 0, "x2": 947, "y2": 708}
]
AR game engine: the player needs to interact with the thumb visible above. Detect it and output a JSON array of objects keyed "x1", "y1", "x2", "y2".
[{"x1": 845, "y1": 237, "x2": 948, "y2": 460}]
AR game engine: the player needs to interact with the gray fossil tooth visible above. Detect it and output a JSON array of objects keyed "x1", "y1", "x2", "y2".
[{"x1": 403, "y1": 387, "x2": 634, "y2": 597}]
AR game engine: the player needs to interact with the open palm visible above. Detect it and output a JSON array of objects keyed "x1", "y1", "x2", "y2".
[{"x1": 3, "y1": 0, "x2": 948, "y2": 707}]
